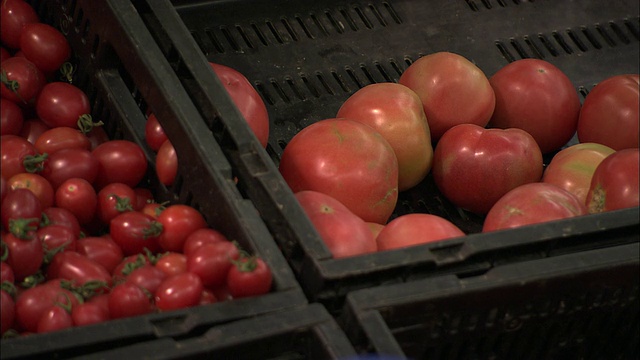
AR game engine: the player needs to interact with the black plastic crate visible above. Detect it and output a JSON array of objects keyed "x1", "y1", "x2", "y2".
[
  {"x1": 129, "y1": 0, "x2": 639, "y2": 314},
  {"x1": 340, "y1": 242, "x2": 640, "y2": 360},
  {"x1": 59, "y1": 303, "x2": 359, "y2": 360},
  {"x1": 1, "y1": 0, "x2": 306, "y2": 358}
]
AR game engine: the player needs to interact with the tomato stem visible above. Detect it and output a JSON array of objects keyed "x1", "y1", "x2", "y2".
[
  {"x1": 59, "y1": 62, "x2": 76, "y2": 84},
  {"x1": 1, "y1": 69, "x2": 26, "y2": 104},
  {"x1": 23, "y1": 153, "x2": 48, "y2": 173},
  {"x1": 20, "y1": 272, "x2": 45, "y2": 288},
  {"x1": 0, "y1": 242, "x2": 8, "y2": 262},
  {"x1": 1, "y1": 281, "x2": 17, "y2": 298},
  {"x1": 77, "y1": 114, "x2": 104, "y2": 134},
  {"x1": 8, "y1": 218, "x2": 39, "y2": 239},
  {"x1": 142, "y1": 222, "x2": 163, "y2": 239}
]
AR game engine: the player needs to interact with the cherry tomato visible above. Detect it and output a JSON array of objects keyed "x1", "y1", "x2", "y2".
[
  {"x1": 1, "y1": 261, "x2": 15, "y2": 284},
  {"x1": 156, "y1": 140, "x2": 178, "y2": 186},
  {"x1": 182, "y1": 228, "x2": 228, "y2": 257},
  {"x1": 19, "y1": 23, "x2": 71, "y2": 74},
  {"x1": 96, "y1": 182, "x2": 136, "y2": 225},
  {"x1": 76, "y1": 236, "x2": 124, "y2": 274},
  {"x1": 1, "y1": 289, "x2": 15, "y2": 335},
  {"x1": 41, "y1": 207, "x2": 82, "y2": 238},
  {"x1": 141, "y1": 202, "x2": 165, "y2": 219},
  {"x1": 1, "y1": 134, "x2": 41, "y2": 179},
  {"x1": 157, "y1": 204, "x2": 207, "y2": 252},
  {"x1": 4, "y1": 230, "x2": 44, "y2": 282},
  {"x1": 54, "y1": 178, "x2": 97, "y2": 225},
  {"x1": 227, "y1": 256, "x2": 272, "y2": 298},
  {"x1": 144, "y1": 113, "x2": 168, "y2": 151},
  {"x1": 125, "y1": 265, "x2": 167, "y2": 295},
  {"x1": 155, "y1": 272, "x2": 203, "y2": 311},
  {"x1": 47, "y1": 251, "x2": 111, "y2": 289},
  {"x1": 0, "y1": 0, "x2": 39, "y2": 49},
  {"x1": 19, "y1": 118, "x2": 50, "y2": 145},
  {"x1": 7, "y1": 172, "x2": 54, "y2": 209},
  {"x1": 376, "y1": 214, "x2": 465, "y2": 251},
  {"x1": 586, "y1": 148, "x2": 639, "y2": 213},
  {"x1": 71, "y1": 301, "x2": 110, "y2": 327},
  {"x1": 109, "y1": 211, "x2": 162, "y2": 256},
  {"x1": 186, "y1": 241, "x2": 240, "y2": 288},
  {"x1": 1, "y1": 187, "x2": 42, "y2": 229},
  {"x1": 111, "y1": 254, "x2": 150, "y2": 283},
  {"x1": 34, "y1": 127, "x2": 91, "y2": 154},
  {"x1": 108, "y1": 282, "x2": 153, "y2": 319},
  {"x1": 1, "y1": 97, "x2": 24, "y2": 135},
  {"x1": 0, "y1": 56, "x2": 46, "y2": 106},
  {"x1": 37, "y1": 224, "x2": 77, "y2": 254},
  {"x1": 36, "y1": 82, "x2": 91, "y2": 129},
  {"x1": 155, "y1": 252, "x2": 187, "y2": 277},
  {"x1": 41, "y1": 148, "x2": 99, "y2": 189},
  {"x1": 92, "y1": 140, "x2": 148, "y2": 189},
  {"x1": 15, "y1": 279, "x2": 80, "y2": 333},
  {"x1": 37, "y1": 304, "x2": 73, "y2": 333}
]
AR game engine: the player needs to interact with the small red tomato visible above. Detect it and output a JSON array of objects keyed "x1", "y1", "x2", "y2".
[
  {"x1": 96, "y1": 182, "x2": 136, "y2": 225},
  {"x1": 0, "y1": 0, "x2": 39, "y2": 49},
  {"x1": 54, "y1": 178, "x2": 97, "y2": 225},
  {"x1": 7, "y1": 172, "x2": 55, "y2": 209},
  {"x1": 37, "y1": 224, "x2": 77, "y2": 254},
  {"x1": 126, "y1": 265, "x2": 167, "y2": 295},
  {"x1": 3, "y1": 232, "x2": 43, "y2": 282},
  {"x1": 144, "y1": 113, "x2": 168, "y2": 151},
  {"x1": 108, "y1": 282, "x2": 153, "y2": 319},
  {"x1": 155, "y1": 272, "x2": 203, "y2": 311},
  {"x1": 186, "y1": 241, "x2": 239, "y2": 288},
  {"x1": 155, "y1": 252, "x2": 187, "y2": 277},
  {"x1": 37, "y1": 305, "x2": 73, "y2": 333},
  {"x1": 34, "y1": 127, "x2": 91, "y2": 155},
  {"x1": 47, "y1": 251, "x2": 112, "y2": 288},
  {"x1": 1, "y1": 135, "x2": 41, "y2": 180},
  {"x1": 19, "y1": 23, "x2": 71, "y2": 74},
  {"x1": 1, "y1": 187, "x2": 42, "y2": 230},
  {"x1": 227, "y1": 256, "x2": 273, "y2": 298},
  {"x1": 0, "y1": 56, "x2": 46, "y2": 106},
  {"x1": 92, "y1": 140, "x2": 148, "y2": 189},
  {"x1": 36, "y1": 82, "x2": 91, "y2": 129},
  {"x1": 109, "y1": 211, "x2": 162, "y2": 256},
  {"x1": 182, "y1": 228, "x2": 228, "y2": 257},
  {"x1": 15, "y1": 280, "x2": 80, "y2": 333},
  {"x1": 157, "y1": 204, "x2": 207, "y2": 252},
  {"x1": 71, "y1": 301, "x2": 110, "y2": 327},
  {"x1": 1, "y1": 289, "x2": 15, "y2": 335},
  {"x1": 41, "y1": 207, "x2": 82, "y2": 238},
  {"x1": 156, "y1": 140, "x2": 178, "y2": 186},
  {"x1": 76, "y1": 236, "x2": 124, "y2": 274}
]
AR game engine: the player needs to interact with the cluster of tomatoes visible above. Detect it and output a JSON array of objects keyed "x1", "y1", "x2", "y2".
[
  {"x1": 1, "y1": 0, "x2": 272, "y2": 338},
  {"x1": 277, "y1": 52, "x2": 639, "y2": 258}
]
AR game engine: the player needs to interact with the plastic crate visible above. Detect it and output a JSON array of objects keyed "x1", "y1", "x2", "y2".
[
  {"x1": 129, "y1": 0, "x2": 640, "y2": 314},
  {"x1": 339, "y1": 242, "x2": 640, "y2": 360},
  {"x1": 0, "y1": 0, "x2": 306, "y2": 358},
  {"x1": 54, "y1": 303, "x2": 359, "y2": 360}
]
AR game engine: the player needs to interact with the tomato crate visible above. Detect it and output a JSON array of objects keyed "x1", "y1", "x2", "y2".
[
  {"x1": 339, "y1": 242, "x2": 640, "y2": 359},
  {"x1": 127, "y1": 0, "x2": 640, "y2": 314},
  {"x1": 0, "y1": 0, "x2": 307, "y2": 358}
]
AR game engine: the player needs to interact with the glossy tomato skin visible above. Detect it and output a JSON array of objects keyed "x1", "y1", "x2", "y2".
[
  {"x1": 47, "y1": 251, "x2": 112, "y2": 288},
  {"x1": 3, "y1": 231, "x2": 44, "y2": 282},
  {"x1": 157, "y1": 204, "x2": 207, "y2": 252},
  {"x1": 154, "y1": 272, "x2": 203, "y2": 311},
  {"x1": 37, "y1": 224, "x2": 77, "y2": 253},
  {"x1": 37, "y1": 305, "x2": 73, "y2": 333},
  {"x1": 336, "y1": 82, "x2": 433, "y2": 191},
  {"x1": 108, "y1": 282, "x2": 153, "y2": 319},
  {"x1": 398, "y1": 52, "x2": 495, "y2": 142},
  {"x1": 96, "y1": 182, "x2": 136, "y2": 225},
  {"x1": 76, "y1": 236, "x2": 123, "y2": 274},
  {"x1": 209, "y1": 62, "x2": 269, "y2": 148},
  {"x1": 19, "y1": 23, "x2": 71, "y2": 74},
  {"x1": 0, "y1": 0, "x2": 39, "y2": 49},
  {"x1": 19, "y1": 118, "x2": 50, "y2": 145},
  {"x1": 42, "y1": 207, "x2": 82, "y2": 238},
  {"x1": 227, "y1": 257, "x2": 272, "y2": 298},
  {"x1": 34, "y1": 127, "x2": 91, "y2": 155},
  {"x1": 7, "y1": 172, "x2": 55, "y2": 209},
  {"x1": 433, "y1": 123, "x2": 544, "y2": 215},
  {"x1": 1, "y1": 187, "x2": 42, "y2": 229},
  {"x1": 54, "y1": 178, "x2": 97, "y2": 225},
  {"x1": 155, "y1": 252, "x2": 188, "y2": 277},
  {"x1": 483, "y1": 182, "x2": 588, "y2": 232},
  {"x1": 279, "y1": 118, "x2": 399, "y2": 224},
  {"x1": 186, "y1": 241, "x2": 240, "y2": 288},
  {"x1": 144, "y1": 113, "x2": 168, "y2": 151},
  {"x1": 0, "y1": 57, "x2": 46, "y2": 106},
  {"x1": 109, "y1": 211, "x2": 162, "y2": 256},
  {"x1": 15, "y1": 279, "x2": 80, "y2": 333},
  {"x1": 1, "y1": 134, "x2": 39, "y2": 179},
  {"x1": 41, "y1": 148, "x2": 99, "y2": 189},
  {"x1": 577, "y1": 74, "x2": 639, "y2": 150},
  {"x1": 488, "y1": 59, "x2": 581, "y2": 154},
  {"x1": 36, "y1": 82, "x2": 91, "y2": 129},
  {"x1": 0, "y1": 97, "x2": 24, "y2": 135},
  {"x1": 71, "y1": 301, "x2": 110, "y2": 327},
  {"x1": 125, "y1": 265, "x2": 167, "y2": 295},
  {"x1": 294, "y1": 190, "x2": 377, "y2": 258},
  {"x1": 156, "y1": 140, "x2": 178, "y2": 186},
  {"x1": 182, "y1": 228, "x2": 228, "y2": 257},
  {"x1": 91, "y1": 140, "x2": 148, "y2": 189},
  {"x1": 376, "y1": 214, "x2": 465, "y2": 251},
  {"x1": 586, "y1": 148, "x2": 639, "y2": 213},
  {"x1": 542, "y1": 143, "x2": 615, "y2": 205}
]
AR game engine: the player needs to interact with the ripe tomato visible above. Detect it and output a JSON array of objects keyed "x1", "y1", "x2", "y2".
[
  {"x1": 542, "y1": 143, "x2": 615, "y2": 205},
  {"x1": 1, "y1": 289, "x2": 15, "y2": 335},
  {"x1": 15, "y1": 279, "x2": 80, "y2": 333},
  {"x1": 227, "y1": 256, "x2": 272, "y2": 298},
  {"x1": 295, "y1": 190, "x2": 376, "y2": 258},
  {"x1": 488, "y1": 59, "x2": 581, "y2": 154},
  {"x1": 433, "y1": 123, "x2": 543, "y2": 215},
  {"x1": 125, "y1": 265, "x2": 167, "y2": 295},
  {"x1": 577, "y1": 74, "x2": 639, "y2": 150},
  {"x1": 157, "y1": 204, "x2": 207, "y2": 252},
  {"x1": 279, "y1": 118, "x2": 399, "y2": 224},
  {"x1": 37, "y1": 224, "x2": 77, "y2": 254},
  {"x1": 483, "y1": 182, "x2": 588, "y2": 232},
  {"x1": 144, "y1": 113, "x2": 168, "y2": 151},
  {"x1": 34, "y1": 127, "x2": 91, "y2": 154},
  {"x1": 109, "y1": 211, "x2": 162, "y2": 256},
  {"x1": 19, "y1": 23, "x2": 71, "y2": 74},
  {"x1": 182, "y1": 228, "x2": 228, "y2": 257},
  {"x1": 336, "y1": 82, "x2": 433, "y2": 191},
  {"x1": 37, "y1": 304, "x2": 73, "y2": 333},
  {"x1": 1, "y1": 261, "x2": 15, "y2": 284},
  {"x1": 398, "y1": 51, "x2": 495, "y2": 142},
  {"x1": 47, "y1": 251, "x2": 112, "y2": 288},
  {"x1": 186, "y1": 241, "x2": 239, "y2": 288},
  {"x1": 209, "y1": 62, "x2": 270, "y2": 148},
  {"x1": 1, "y1": 187, "x2": 42, "y2": 229},
  {"x1": 108, "y1": 282, "x2": 153, "y2": 319},
  {"x1": 154, "y1": 272, "x2": 203, "y2": 311},
  {"x1": 41, "y1": 207, "x2": 82, "y2": 238},
  {"x1": 0, "y1": 0, "x2": 39, "y2": 49},
  {"x1": 156, "y1": 139, "x2": 178, "y2": 186},
  {"x1": 96, "y1": 182, "x2": 136, "y2": 225},
  {"x1": 1, "y1": 97, "x2": 24, "y2": 135},
  {"x1": 54, "y1": 178, "x2": 98, "y2": 225},
  {"x1": 41, "y1": 148, "x2": 99, "y2": 189},
  {"x1": 155, "y1": 252, "x2": 188, "y2": 277},
  {"x1": 7, "y1": 172, "x2": 54, "y2": 209},
  {"x1": 91, "y1": 140, "x2": 148, "y2": 189},
  {"x1": 586, "y1": 148, "x2": 639, "y2": 213},
  {"x1": 3, "y1": 231, "x2": 43, "y2": 282},
  {"x1": 71, "y1": 301, "x2": 109, "y2": 327},
  {"x1": 0, "y1": 56, "x2": 46, "y2": 106},
  {"x1": 19, "y1": 118, "x2": 50, "y2": 145},
  {"x1": 76, "y1": 236, "x2": 123, "y2": 274},
  {"x1": 376, "y1": 214, "x2": 465, "y2": 251},
  {"x1": 1, "y1": 134, "x2": 40, "y2": 179},
  {"x1": 36, "y1": 82, "x2": 91, "y2": 129}
]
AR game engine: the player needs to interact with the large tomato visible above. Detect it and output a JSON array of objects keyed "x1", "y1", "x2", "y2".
[
  {"x1": 577, "y1": 74, "x2": 639, "y2": 150},
  {"x1": 488, "y1": 59, "x2": 581, "y2": 154},
  {"x1": 209, "y1": 62, "x2": 269, "y2": 148},
  {"x1": 294, "y1": 190, "x2": 377, "y2": 258},
  {"x1": 279, "y1": 118, "x2": 399, "y2": 224},
  {"x1": 483, "y1": 182, "x2": 588, "y2": 232},
  {"x1": 542, "y1": 143, "x2": 615, "y2": 205},
  {"x1": 433, "y1": 123, "x2": 543, "y2": 215},
  {"x1": 376, "y1": 213, "x2": 465, "y2": 251},
  {"x1": 398, "y1": 51, "x2": 495, "y2": 142},
  {"x1": 585, "y1": 148, "x2": 639, "y2": 213},
  {"x1": 336, "y1": 82, "x2": 433, "y2": 191}
]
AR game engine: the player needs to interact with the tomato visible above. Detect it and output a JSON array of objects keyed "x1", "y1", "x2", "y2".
[
  {"x1": 1, "y1": 289, "x2": 15, "y2": 335},
  {"x1": 15, "y1": 279, "x2": 80, "y2": 333},
  {"x1": 209, "y1": 62, "x2": 269, "y2": 148},
  {"x1": 76, "y1": 236, "x2": 123, "y2": 274},
  {"x1": 125, "y1": 265, "x2": 167, "y2": 295},
  {"x1": 144, "y1": 113, "x2": 168, "y2": 151},
  {"x1": 108, "y1": 282, "x2": 153, "y2": 319},
  {"x1": 133, "y1": 187, "x2": 154, "y2": 211},
  {"x1": 226, "y1": 256, "x2": 272, "y2": 298},
  {"x1": 1, "y1": 97, "x2": 24, "y2": 135},
  {"x1": 37, "y1": 224, "x2": 77, "y2": 254},
  {"x1": 186, "y1": 241, "x2": 239, "y2": 288},
  {"x1": 1, "y1": 134, "x2": 41, "y2": 179},
  {"x1": 155, "y1": 252, "x2": 187, "y2": 277},
  {"x1": 41, "y1": 207, "x2": 81, "y2": 238},
  {"x1": 7, "y1": 172, "x2": 54, "y2": 209},
  {"x1": 0, "y1": 56, "x2": 46, "y2": 106},
  {"x1": 37, "y1": 304, "x2": 73, "y2": 333},
  {"x1": 41, "y1": 148, "x2": 99, "y2": 189},
  {"x1": 157, "y1": 204, "x2": 207, "y2": 252},
  {"x1": 0, "y1": 0, "x2": 39, "y2": 49},
  {"x1": 111, "y1": 254, "x2": 149, "y2": 283},
  {"x1": 19, "y1": 23, "x2": 71, "y2": 74},
  {"x1": 483, "y1": 182, "x2": 588, "y2": 232},
  {"x1": 91, "y1": 140, "x2": 148, "y2": 189},
  {"x1": 586, "y1": 148, "x2": 639, "y2": 213},
  {"x1": 488, "y1": 59, "x2": 581, "y2": 154},
  {"x1": 71, "y1": 301, "x2": 109, "y2": 327},
  {"x1": 542, "y1": 143, "x2": 615, "y2": 205},
  {"x1": 1, "y1": 261, "x2": 15, "y2": 284},
  {"x1": 1, "y1": 187, "x2": 42, "y2": 229},
  {"x1": 109, "y1": 211, "x2": 162, "y2": 256},
  {"x1": 36, "y1": 82, "x2": 92, "y2": 129},
  {"x1": 96, "y1": 182, "x2": 136, "y2": 225},
  {"x1": 34, "y1": 127, "x2": 91, "y2": 154},
  {"x1": 2, "y1": 232, "x2": 43, "y2": 282},
  {"x1": 141, "y1": 201, "x2": 164, "y2": 219},
  {"x1": 376, "y1": 214, "x2": 465, "y2": 251},
  {"x1": 154, "y1": 272, "x2": 203, "y2": 311},
  {"x1": 336, "y1": 82, "x2": 433, "y2": 191},
  {"x1": 577, "y1": 74, "x2": 639, "y2": 150},
  {"x1": 433, "y1": 123, "x2": 543, "y2": 215},
  {"x1": 398, "y1": 52, "x2": 495, "y2": 142},
  {"x1": 54, "y1": 178, "x2": 97, "y2": 225},
  {"x1": 19, "y1": 118, "x2": 50, "y2": 144},
  {"x1": 47, "y1": 251, "x2": 112, "y2": 288},
  {"x1": 182, "y1": 228, "x2": 228, "y2": 257},
  {"x1": 279, "y1": 118, "x2": 399, "y2": 224},
  {"x1": 366, "y1": 222, "x2": 384, "y2": 239},
  {"x1": 294, "y1": 190, "x2": 376, "y2": 258},
  {"x1": 156, "y1": 139, "x2": 178, "y2": 186}
]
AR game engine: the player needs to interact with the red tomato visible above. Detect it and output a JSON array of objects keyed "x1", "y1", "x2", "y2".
[
  {"x1": 108, "y1": 282, "x2": 153, "y2": 319},
  {"x1": 1, "y1": 134, "x2": 40, "y2": 179},
  {"x1": 279, "y1": 118, "x2": 399, "y2": 224},
  {"x1": 1, "y1": 187, "x2": 42, "y2": 229},
  {"x1": 96, "y1": 182, "x2": 136, "y2": 225},
  {"x1": 76, "y1": 236, "x2": 123, "y2": 274},
  {"x1": 488, "y1": 59, "x2": 581, "y2": 154},
  {"x1": 0, "y1": 0, "x2": 39, "y2": 49},
  {"x1": 1, "y1": 289, "x2": 15, "y2": 335},
  {"x1": 37, "y1": 305, "x2": 73, "y2": 333},
  {"x1": 47, "y1": 251, "x2": 112, "y2": 288},
  {"x1": 294, "y1": 190, "x2": 376, "y2": 258},
  {"x1": 586, "y1": 148, "x2": 639, "y2": 213},
  {"x1": 483, "y1": 182, "x2": 588, "y2": 232},
  {"x1": 157, "y1": 204, "x2": 207, "y2": 252},
  {"x1": 41, "y1": 207, "x2": 81, "y2": 238},
  {"x1": 542, "y1": 143, "x2": 615, "y2": 205},
  {"x1": 109, "y1": 211, "x2": 162, "y2": 256},
  {"x1": 36, "y1": 82, "x2": 91, "y2": 129},
  {"x1": 209, "y1": 62, "x2": 270, "y2": 148},
  {"x1": 37, "y1": 224, "x2": 77, "y2": 253},
  {"x1": 154, "y1": 272, "x2": 203, "y2": 311},
  {"x1": 182, "y1": 228, "x2": 228, "y2": 257},
  {"x1": 15, "y1": 279, "x2": 80, "y2": 333},
  {"x1": 91, "y1": 140, "x2": 148, "y2": 189},
  {"x1": 156, "y1": 139, "x2": 178, "y2": 186},
  {"x1": 1, "y1": 97, "x2": 24, "y2": 135},
  {"x1": 336, "y1": 82, "x2": 433, "y2": 191},
  {"x1": 19, "y1": 23, "x2": 71, "y2": 74},
  {"x1": 186, "y1": 241, "x2": 239, "y2": 288},
  {"x1": 19, "y1": 118, "x2": 50, "y2": 145},
  {"x1": 34, "y1": 127, "x2": 91, "y2": 154},
  {"x1": 71, "y1": 301, "x2": 110, "y2": 327},
  {"x1": 54, "y1": 178, "x2": 97, "y2": 225},
  {"x1": 577, "y1": 74, "x2": 639, "y2": 150},
  {"x1": 144, "y1": 113, "x2": 168, "y2": 151},
  {"x1": 1, "y1": 261, "x2": 15, "y2": 284},
  {"x1": 398, "y1": 52, "x2": 495, "y2": 142},
  {"x1": 432, "y1": 123, "x2": 543, "y2": 215},
  {"x1": 227, "y1": 256, "x2": 272, "y2": 298},
  {"x1": 41, "y1": 148, "x2": 99, "y2": 189},
  {"x1": 376, "y1": 214, "x2": 465, "y2": 251},
  {"x1": 3, "y1": 231, "x2": 43, "y2": 282},
  {"x1": 0, "y1": 56, "x2": 46, "y2": 106},
  {"x1": 111, "y1": 254, "x2": 150, "y2": 283},
  {"x1": 125, "y1": 265, "x2": 167, "y2": 295},
  {"x1": 7, "y1": 172, "x2": 54, "y2": 209},
  {"x1": 155, "y1": 252, "x2": 187, "y2": 277}
]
